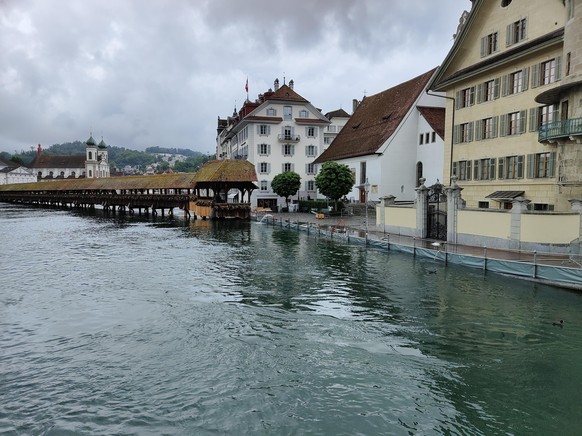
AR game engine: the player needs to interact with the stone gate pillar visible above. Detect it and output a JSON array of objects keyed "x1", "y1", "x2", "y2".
[
  {"x1": 510, "y1": 196, "x2": 530, "y2": 250},
  {"x1": 569, "y1": 199, "x2": 582, "y2": 253},
  {"x1": 445, "y1": 177, "x2": 463, "y2": 244},
  {"x1": 415, "y1": 178, "x2": 428, "y2": 238}
]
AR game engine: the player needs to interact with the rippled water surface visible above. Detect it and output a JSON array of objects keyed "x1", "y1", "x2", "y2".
[{"x1": 1, "y1": 203, "x2": 582, "y2": 435}]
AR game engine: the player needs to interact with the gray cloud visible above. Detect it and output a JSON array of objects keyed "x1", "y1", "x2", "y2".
[{"x1": 0, "y1": 0, "x2": 470, "y2": 154}]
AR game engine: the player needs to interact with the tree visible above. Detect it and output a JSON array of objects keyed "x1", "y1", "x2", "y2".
[
  {"x1": 271, "y1": 171, "x2": 301, "y2": 211},
  {"x1": 315, "y1": 161, "x2": 354, "y2": 210}
]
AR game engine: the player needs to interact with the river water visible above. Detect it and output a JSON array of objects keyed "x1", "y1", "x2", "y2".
[{"x1": 1, "y1": 203, "x2": 581, "y2": 435}]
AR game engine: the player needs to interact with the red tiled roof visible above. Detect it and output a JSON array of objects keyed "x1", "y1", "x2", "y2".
[
  {"x1": 294, "y1": 118, "x2": 330, "y2": 124},
  {"x1": 314, "y1": 68, "x2": 438, "y2": 164},
  {"x1": 417, "y1": 106, "x2": 445, "y2": 140},
  {"x1": 29, "y1": 154, "x2": 86, "y2": 169},
  {"x1": 265, "y1": 84, "x2": 309, "y2": 103},
  {"x1": 243, "y1": 116, "x2": 283, "y2": 122},
  {"x1": 325, "y1": 108, "x2": 350, "y2": 119}
]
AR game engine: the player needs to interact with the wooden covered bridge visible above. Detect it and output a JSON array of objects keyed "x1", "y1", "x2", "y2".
[{"x1": 0, "y1": 160, "x2": 258, "y2": 220}]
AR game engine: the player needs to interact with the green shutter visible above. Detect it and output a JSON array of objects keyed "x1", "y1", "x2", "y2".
[
  {"x1": 452, "y1": 161, "x2": 458, "y2": 177},
  {"x1": 474, "y1": 160, "x2": 480, "y2": 180},
  {"x1": 500, "y1": 114, "x2": 508, "y2": 137},
  {"x1": 494, "y1": 77, "x2": 500, "y2": 99},
  {"x1": 517, "y1": 155, "x2": 524, "y2": 178},
  {"x1": 556, "y1": 56, "x2": 562, "y2": 81},
  {"x1": 522, "y1": 67, "x2": 529, "y2": 91},
  {"x1": 519, "y1": 110, "x2": 527, "y2": 134},
  {"x1": 501, "y1": 74, "x2": 509, "y2": 96},
  {"x1": 498, "y1": 157, "x2": 505, "y2": 179},
  {"x1": 490, "y1": 158, "x2": 496, "y2": 179},
  {"x1": 492, "y1": 116, "x2": 499, "y2": 138},
  {"x1": 531, "y1": 63, "x2": 540, "y2": 88},
  {"x1": 526, "y1": 154, "x2": 534, "y2": 178},
  {"x1": 475, "y1": 119, "x2": 483, "y2": 141},
  {"x1": 476, "y1": 83, "x2": 483, "y2": 103},
  {"x1": 529, "y1": 107, "x2": 539, "y2": 132},
  {"x1": 468, "y1": 121, "x2": 474, "y2": 142},
  {"x1": 549, "y1": 152, "x2": 556, "y2": 177},
  {"x1": 467, "y1": 160, "x2": 472, "y2": 180}
]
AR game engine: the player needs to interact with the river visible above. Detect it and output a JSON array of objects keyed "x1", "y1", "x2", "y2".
[{"x1": 1, "y1": 203, "x2": 581, "y2": 435}]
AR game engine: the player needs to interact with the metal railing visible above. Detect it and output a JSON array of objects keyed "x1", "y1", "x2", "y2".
[{"x1": 538, "y1": 117, "x2": 582, "y2": 142}]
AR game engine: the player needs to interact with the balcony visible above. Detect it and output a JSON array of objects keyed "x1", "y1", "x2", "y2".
[
  {"x1": 539, "y1": 117, "x2": 582, "y2": 143},
  {"x1": 278, "y1": 134, "x2": 300, "y2": 143}
]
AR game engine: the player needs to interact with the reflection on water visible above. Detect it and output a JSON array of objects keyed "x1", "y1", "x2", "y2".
[{"x1": 1, "y1": 203, "x2": 582, "y2": 435}]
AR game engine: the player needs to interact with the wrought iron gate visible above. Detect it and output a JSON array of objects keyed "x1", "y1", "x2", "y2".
[{"x1": 426, "y1": 182, "x2": 447, "y2": 241}]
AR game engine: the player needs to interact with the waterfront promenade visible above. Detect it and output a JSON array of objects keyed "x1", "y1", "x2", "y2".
[{"x1": 258, "y1": 210, "x2": 582, "y2": 290}]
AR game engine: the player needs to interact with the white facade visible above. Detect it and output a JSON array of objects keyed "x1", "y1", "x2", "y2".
[
  {"x1": 217, "y1": 79, "x2": 342, "y2": 210},
  {"x1": 0, "y1": 159, "x2": 36, "y2": 185},
  {"x1": 85, "y1": 137, "x2": 110, "y2": 179}
]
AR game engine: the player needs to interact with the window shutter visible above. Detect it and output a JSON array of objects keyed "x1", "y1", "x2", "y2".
[
  {"x1": 555, "y1": 56, "x2": 562, "y2": 81},
  {"x1": 452, "y1": 161, "x2": 458, "y2": 177},
  {"x1": 314, "y1": 146, "x2": 318, "y2": 155},
  {"x1": 291, "y1": 163, "x2": 295, "y2": 172},
  {"x1": 492, "y1": 116, "x2": 499, "y2": 138},
  {"x1": 506, "y1": 24, "x2": 512, "y2": 46},
  {"x1": 257, "y1": 144, "x2": 261, "y2": 154},
  {"x1": 453, "y1": 125, "x2": 460, "y2": 144},
  {"x1": 466, "y1": 160, "x2": 472, "y2": 180},
  {"x1": 494, "y1": 77, "x2": 500, "y2": 99},
  {"x1": 474, "y1": 160, "x2": 480, "y2": 180},
  {"x1": 470, "y1": 87, "x2": 475, "y2": 106},
  {"x1": 267, "y1": 126, "x2": 271, "y2": 135},
  {"x1": 529, "y1": 108, "x2": 539, "y2": 132},
  {"x1": 468, "y1": 121, "x2": 474, "y2": 142},
  {"x1": 498, "y1": 157, "x2": 505, "y2": 179},
  {"x1": 522, "y1": 67, "x2": 529, "y2": 91},
  {"x1": 549, "y1": 152, "x2": 556, "y2": 177},
  {"x1": 268, "y1": 144, "x2": 271, "y2": 154},
  {"x1": 519, "y1": 110, "x2": 527, "y2": 134},
  {"x1": 480, "y1": 36, "x2": 486, "y2": 57},
  {"x1": 517, "y1": 155, "x2": 524, "y2": 178},
  {"x1": 531, "y1": 63, "x2": 540, "y2": 88},
  {"x1": 476, "y1": 83, "x2": 483, "y2": 103},
  {"x1": 526, "y1": 154, "x2": 534, "y2": 178},
  {"x1": 501, "y1": 74, "x2": 509, "y2": 96},
  {"x1": 500, "y1": 114, "x2": 508, "y2": 137},
  {"x1": 313, "y1": 129, "x2": 317, "y2": 138},
  {"x1": 490, "y1": 158, "x2": 496, "y2": 179},
  {"x1": 475, "y1": 120, "x2": 483, "y2": 141},
  {"x1": 257, "y1": 126, "x2": 261, "y2": 135},
  {"x1": 267, "y1": 163, "x2": 271, "y2": 174},
  {"x1": 455, "y1": 91, "x2": 461, "y2": 109}
]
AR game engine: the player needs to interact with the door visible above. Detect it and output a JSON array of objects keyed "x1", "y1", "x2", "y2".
[{"x1": 426, "y1": 182, "x2": 447, "y2": 240}]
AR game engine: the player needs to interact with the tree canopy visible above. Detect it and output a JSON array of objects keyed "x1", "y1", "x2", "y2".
[
  {"x1": 271, "y1": 171, "x2": 301, "y2": 209},
  {"x1": 315, "y1": 161, "x2": 354, "y2": 207}
]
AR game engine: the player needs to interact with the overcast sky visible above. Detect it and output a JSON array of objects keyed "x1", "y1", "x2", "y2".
[{"x1": 0, "y1": 0, "x2": 470, "y2": 156}]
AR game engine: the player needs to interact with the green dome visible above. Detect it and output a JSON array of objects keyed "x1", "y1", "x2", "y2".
[
  {"x1": 98, "y1": 138, "x2": 107, "y2": 149},
  {"x1": 86, "y1": 135, "x2": 97, "y2": 147}
]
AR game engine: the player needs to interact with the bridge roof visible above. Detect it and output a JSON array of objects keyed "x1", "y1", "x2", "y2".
[{"x1": 0, "y1": 160, "x2": 258, "y2": 192}]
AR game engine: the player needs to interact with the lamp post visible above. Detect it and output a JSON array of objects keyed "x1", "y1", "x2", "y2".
[{"x1": 364, "y1": 178, "x2": 370, "y2": 244}]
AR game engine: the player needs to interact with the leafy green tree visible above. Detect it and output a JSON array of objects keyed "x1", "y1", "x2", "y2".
[
  {"x1": 315, "y1": 161, "x2": 354, "y2": 210},
  {"x1": 271, "y1": 171, "x2": 301, "y2": 211}
]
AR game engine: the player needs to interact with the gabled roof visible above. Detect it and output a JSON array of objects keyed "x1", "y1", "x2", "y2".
[
  {"x1": 192, "y1": 159, "x2": 257, "y2": 183},
  {"x1": 314, "y1": 68, "x2": 438, "y2": 164},
  {"x1": 29, "y1": 154, "x2": 86, "y2": 169},
  {"x1": 417, "y1": 106, "x2": 445, "y2": 140},
  {"x1": 265, "y1": 84, "x2": 309, "y2": 103},
  {"x1": 325, "y1": 108, "x2": 350, "y2": 119}
]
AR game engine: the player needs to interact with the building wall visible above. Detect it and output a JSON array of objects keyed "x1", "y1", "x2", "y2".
[
  {"x1": 521, "y1": 213, "x2": 579, "y2": 244},
  {"x1": 457, "y1": 209, "x2": 512, "y2": 239}
]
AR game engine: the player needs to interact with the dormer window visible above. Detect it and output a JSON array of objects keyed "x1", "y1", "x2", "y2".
[{"x1": 501, "y1": 0, "x2": 512, "y2": 7}]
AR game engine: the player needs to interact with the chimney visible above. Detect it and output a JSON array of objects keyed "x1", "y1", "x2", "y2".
[
  {"x1": 352, "y1": 99, "x2": 360, "y2": 113},
  {"x1": 274, "y1": 78, "x2": 280, "y2": 91},
  {"x1": 37, "y1": 144, "x2": 42, "y2": 158},
  {"x1": 289, "y1": 79, "x2": 294, "y2": 90}
]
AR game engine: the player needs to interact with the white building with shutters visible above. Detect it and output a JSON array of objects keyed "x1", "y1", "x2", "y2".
[{"x1": 217, "y1": 78, "x2": 342, "y2": 210}]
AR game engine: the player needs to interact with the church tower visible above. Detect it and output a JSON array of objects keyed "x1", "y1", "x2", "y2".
[{"x1": 85, "y1": 134, "x2": 98, "y2": 178}]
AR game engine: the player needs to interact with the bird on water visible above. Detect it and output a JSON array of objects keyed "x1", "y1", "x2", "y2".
[{"x1": 552, "y1": 320, "x2": 564, "y2": 327}]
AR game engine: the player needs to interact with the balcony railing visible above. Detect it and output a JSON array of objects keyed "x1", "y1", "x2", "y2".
[
  {"x1": 538, "y1": 117, "x2": 582, "y2": 142},
  {"x1": 278, "y1": 134, "x2": 300, "y2": 142}
]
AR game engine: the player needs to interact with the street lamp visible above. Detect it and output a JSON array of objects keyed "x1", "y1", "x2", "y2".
[{"x1": 364, "y1": 178, "x2": 370, "y2": 243}]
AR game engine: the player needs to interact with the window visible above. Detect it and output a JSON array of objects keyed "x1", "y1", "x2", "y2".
[
  {"x1": 283, "y1": 163, "x2": 293, "y2": 172},
  {"x1": 532, "y1": 203, "x2": 554, "y2": 211},
  {"x1": 481, "y1": 32, "x2": 498, "y2": 57},
  {"x1": 306, "y1": 163, "x2": 316, "y2": 175},
  {"x1": 527, "y1": 152, "x2": 556, "y2": 178},
  {"x1": 258, "y1": 143, "x2": 271, "y2": 155},
  {"x1": 258, "y1": 125, "x2": 270, "y2": 136},
  {"x1": 453, "y1": 122, "x2": 474, "y2": 143},
  {"x1": 501, "y1": 0, "x2": 512, "y2": 7},
  {"x1": 425, "y1": 133, "x2": 430, "y2": 144},
  {"x1": 452, "y1": 160, "x2": 472, "y2": 181},
  {"x1": 477, "y1": 78, "x2": 500, "y2": 103},
  {"x1": 419, "y1": 134, "x2": 424, "y2": 145},
  {"x1": 305, "y1": 145, "x2": 317, "y2": 157},
  {"x1": 431, "y1": 132, "x2": 436, "y2": 142},
  {"x1": 299, "y1": 109, "x2": 309, "y2": 118},
  {"x1": 306, "y1": 127, "x2": 316, "y2": 138},
  {"x1": 258, "y1": 162, "x2": 270, "y2": 174},
  {"x1": 88, "y1": 151, "x2": 93, "y2": 160},
  {"x1": 266, "y1": 108, "x2": 276, "y2": 116},
  {"x1": 566, "y1": 52, "x2": 571, "y2": 76},
  {"x1": 498, "y1": 155, "x2": 524, "y2": 179},
  {"x1": 476, "y1": 117, "x2": 498, "y2": 140},
  {"x1": 507, "y1": 18, "x2": 527, "y2": 46},
  {"x1": 456, "y1": 87, "x2": 475, "y2": 108},
  {"x1": 529, "y1": 104, "x2": 558, "y2": 131},
  {"x1": 478, "y1": 201, "x2": 490, "y2": 209},
  {"x1": 306, "y1": 180, "x2": 315, "y2": 191},
  {"x1": 500, "y1": 110, "x2": 526, "y2": 136},
  {"x1": 324, "y1": 137, "x2": 333, "y2": 145},
  {"x1": 360, "y1": 161, "x2": 367, "y2": 185},
  {"x1": 283, "y1": 106, "x2": 292, "y2": 120},
  {"x1": 510, "y1": 70, "x2": 523, "y2": 94},
  {"x1": 327, "y1": 125, "x2": 337, "y2": 133},
  {"x1": 532, "y1": 57, "x2": 561, "y2": 87},
  {"x1": 502, "y1": 69, "x2": 529, "y2": 96},
  {"x1": 474, "y1": 158, "x2": 496, "y2": 180},
  {"x1": 283, "y1": 144, "x2": 294, "y2": 156},
  {"x1": 260, "y1": 180, "x2": 268, "y2": 191}
]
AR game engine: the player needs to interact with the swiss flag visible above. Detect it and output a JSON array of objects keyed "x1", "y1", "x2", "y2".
[{"x1": 245, "y1": 78, "x2": 248, "y2": 93}]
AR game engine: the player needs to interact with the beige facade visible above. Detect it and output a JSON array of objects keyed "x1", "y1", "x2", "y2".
[{"x1": 430, "y1": 0, "x2": 582, "y2": 212}]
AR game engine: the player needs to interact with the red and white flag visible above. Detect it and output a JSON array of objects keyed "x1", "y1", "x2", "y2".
[{"x1": 245, "y1": 77, "x2": 248, "y2": 93}]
